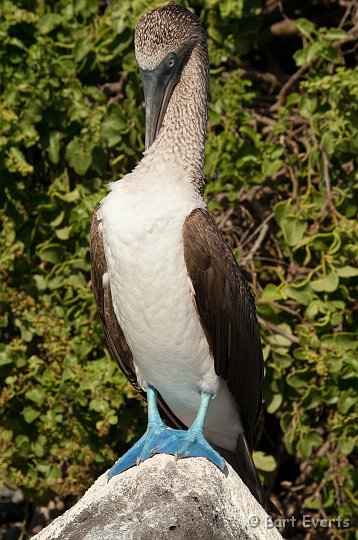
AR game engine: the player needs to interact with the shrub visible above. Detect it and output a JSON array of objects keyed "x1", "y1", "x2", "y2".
[{"x1": 0, "y1": 0, "x2": 357, "y2": 537}]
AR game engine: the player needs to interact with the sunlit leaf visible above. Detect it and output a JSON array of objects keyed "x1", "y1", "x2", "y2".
[
  {"x1": 253, "y1": 451, "x2": 277, "y2": 472},
  {"x1": 311, "y1": 272, "x2": 339, "y2": 292}
]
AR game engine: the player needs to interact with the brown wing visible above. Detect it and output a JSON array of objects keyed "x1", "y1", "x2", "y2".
[
  {"x1": 90, "y1": 210, "x2": 185, "y2": 430},
  {"x1": 182, "y1": 208, "x2": 263, "y2": 450}
]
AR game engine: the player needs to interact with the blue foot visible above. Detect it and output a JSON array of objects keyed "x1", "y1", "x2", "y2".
[
  {"x1": 153, "y1": 426, "x2": 226, "y2": 471},
  {"x1": 108, "y1": 386, "x2": 227, "y2": 479},
  {"x1": 108, "y1": 385, "x2": 170, "y2": 479},
  {"x1": 108, "y1": 422, "x2": 172, "y2": 478}
]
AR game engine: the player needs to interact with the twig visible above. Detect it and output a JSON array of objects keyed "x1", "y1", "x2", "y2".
[
  {"x1": 242, "y1": 67, "x2": 282, "y2": 89},
  {"x1": 321, "y1": 151, "x2": 346, "y2": 223},
  {"x1": 263, "y1": 0, "x2": 280, "y2": 16},
  {"x1": 241, "y1": 224, "x2": 269, "y2": 264},
  {"x1": 240, "y1": 212, "x2": 274, "y2": 249},
  {"x1": 339, "y1": 0, "x2": 356, "y2": 28},
  {"x1": 101, "y1": 72, "x2": 128, "y2": 103},
  {"x1": 270, "y1": 22, "x2": 358, "y2": 111},
  {"x1": 253, "y1": 256, "x2": 289, "y2": 266},
  {"x1": 250, "y1": 112, "x2": 277, "y2": 126},
  {"x1": 318, "y1": 505, "x2": 345, "y2": 540},
  {"x1": 259, "y1": 300, "x2": 302, "y2": 319},
  {"x1": 215, "y1": 207, "x2": 234, "y2": 229},
  {"x1": 258, "y1": 316, "x2": 300, "y2": 344},
  {"x1": 322, "y1": 151, "x2": 332, "y2": 202},
  {"x1": 270, "y1": 59, "x2": 319, "y2": 111},
  {"x1": 337, "y1": 23, "x2": 358, "y2": 45}
]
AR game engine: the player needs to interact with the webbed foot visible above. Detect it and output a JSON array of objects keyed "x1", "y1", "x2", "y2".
[
  {"x1": 153, "y1": 425, "x2": 226, "y2": 470},
  {"x1": 108, "y1": 421, "x2": 173, "y2": 478}
]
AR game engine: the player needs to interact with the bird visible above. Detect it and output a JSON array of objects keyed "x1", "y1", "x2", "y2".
[{"x1": 90, "y1": 1, "x2": 267, "y2": 511}]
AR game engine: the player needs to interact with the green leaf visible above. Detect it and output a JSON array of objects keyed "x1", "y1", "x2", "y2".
[
  {"x1": 50, "y1": 211, "x2": 65, "y2": 227},
  {"x1": 284, "y1": 283, "x2": 314, "y2": 305},
  {"x1": 299, "y1": 96, "x2": 317, "y2": 118},
  {"x1": 311, "y1": 271, "x2": 339, "y2": 292},
  {"x1": 54, "y1": 189, "x2": 81, "y2": 203},
  {"x1": 37, "y1": 244, "x2": 65, "y2": 264},
  {"x1": 15, "y1": 435, "x2": 30, "y2": 448},
  {"x1": 5, "y1": 147, "x2": 34, "y2": 176},
  {"x1": 14, "y1": 318, "x2": 33, "y2": 342},
  {"x1": 297, "y1": 431, "x2": 323, "y2": 460},
  {"x1": 281, "y1": 217, "x2": 306, "y2": 247},
  {"x1": 33, "y1": 274, "x2": 47, "y2": 290},
  {"x1": 287, "y1": 368, "x2": 311, "y2": 389},
  {"x1": 65, "y1": 138, "x2": 92, "y2": 175},
  {"x1": 337, "y1": 391, "x2": 356, "y2": 414},
  {"x1": 38, "y1": 14, "x2": 63, "y2": 34},
  {"x1": 253, "y1": 451, "x2": 276, "y2": 472},
  {"x1": 101, "y1": 104, "x2": 126, "y2": 148},
  {"x1": 324, "y1": 28, "x2": 346, "y2": 41},
  {"x1": 23, "y1": 406, "x2": 41, "y2": 423},
  {"x1": 340, "y1": 436, "x2": 356, "y2": 456},
  {"x1": 267, "y1": 330, "x2": 292, "y2": 348},
  {"x1": 0, "y1": 349, "x2": 13, "y2": 366},
  {"x1": 275, "y1": 202, "x2": 307, "y2": 246},
  {"x1": 321, "y1": 131, "x2": 335, "y2": 155},
  {"x1": 32, "y1": 439, "x2": 46, "y2": 458},
  {"x1": 47, "y1": 132, "x2": 61, "y2": 164},
  {"x1": 74, "y1": 37, "x2": 93, "y2": 63},
  {"x1": 301, "y1": 386, "x2": 322, "y2": 410},
  {"x1": 55, "y1": 226, "x2": 72, "y2": 240},
  {"x1": 48, "y1": 466, "x2": 62, "y2": 481},
  {"x1": 335, "y1": 266, "x2": 358, "y2": 277},
  {"x1": 274, "y1": 200, "x2": 291, "y2": 224},
  {"x1": 75, "y1": 0, "x2": 98, "y2": 16},
  {"x1": 25, "y1": 388, "x2": 45, "y2": 405},
  {"x1": 262, "y1": 158, "x2": 283, "y2": 178},
  {"x1": 295, "y1": 18, "x2": 316, "y2": 39},
  {"x1": 47, "y1": 276, "x2": 63, "y2": 289},
  {"x1": 260, "y1": 284, "x2": 284, "y2": 302},
  {"x1": 266, "y1": 393, "x2": 283, "y2": 414}
]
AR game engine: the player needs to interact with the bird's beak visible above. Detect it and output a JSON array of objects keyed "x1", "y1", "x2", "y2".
[{"x1": 140, "y1": 54, "x2": 186, "y2": 150}]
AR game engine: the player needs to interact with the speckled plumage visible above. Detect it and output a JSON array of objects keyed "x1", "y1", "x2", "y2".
[
  {"x1": 135, "y1": 2, "x2": 206, "y2": 71},
  {"x1": 90, "y1": 1, "x2": 267, "y2": 510},
  {"x1": 135, "y1": 3, "x2": 209, "y2": 187}
]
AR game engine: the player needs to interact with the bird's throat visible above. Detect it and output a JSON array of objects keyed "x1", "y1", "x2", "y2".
[{"x1": 141, "y1": 41, "x2": 209, "y2": 184}]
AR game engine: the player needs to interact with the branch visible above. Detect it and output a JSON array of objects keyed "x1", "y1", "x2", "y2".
[
  {"x1": 241, "y1": 224, "x2": 269, "y2": 264},
  {"x1": 258, "y1": 317, "x2": 300, "y2": 344},
  {"x1": 270, "y1": 23, "x2": 358, "y2": 111},
  {"x1": 270, "y1": 58, "x2": 319, "y2": 111}
]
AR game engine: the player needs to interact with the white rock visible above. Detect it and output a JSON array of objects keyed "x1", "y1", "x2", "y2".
[{"x1": 31, "y1": 455, "x2": 282, "y2": 540}]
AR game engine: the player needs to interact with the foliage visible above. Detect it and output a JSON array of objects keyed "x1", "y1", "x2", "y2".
[
  {"x1": 0, "y1": 0, "x2": 148, "y2": 498},
  {"x1": 0, "y1": 0, "x2": 357, "y2": 537}
]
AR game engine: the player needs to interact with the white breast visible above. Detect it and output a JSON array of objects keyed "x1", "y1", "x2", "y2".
[{"x1": 98, "y1": 164, "x2": 242, "y2": 450}]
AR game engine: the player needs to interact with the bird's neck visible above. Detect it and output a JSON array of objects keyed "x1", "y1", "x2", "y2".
[{"x1": 138, "y1": 42, "x2": 209, "y2": 188}]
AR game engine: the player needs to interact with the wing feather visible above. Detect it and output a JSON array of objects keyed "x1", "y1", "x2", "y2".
[{"x1": 182, "y1": 208, "x2": 263, "y2": 450}]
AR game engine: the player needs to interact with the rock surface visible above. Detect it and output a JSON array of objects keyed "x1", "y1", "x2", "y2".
[{"x1": 32, "y1": 455, "x2": 282, "y2": 540}]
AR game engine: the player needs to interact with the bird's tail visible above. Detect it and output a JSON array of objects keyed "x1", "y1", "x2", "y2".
[{"x1": 215, "y1": 433, "x2": 272, "y2": 515}]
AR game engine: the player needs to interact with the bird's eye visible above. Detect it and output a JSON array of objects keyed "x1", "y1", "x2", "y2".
[{"x1": 168, "y1": 58, "x2": 175, "y2": 68}]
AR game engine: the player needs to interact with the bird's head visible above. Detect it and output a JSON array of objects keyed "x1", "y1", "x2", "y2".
[{"x1": 135, "y1": 1, "x2": 206, "y2": 150}]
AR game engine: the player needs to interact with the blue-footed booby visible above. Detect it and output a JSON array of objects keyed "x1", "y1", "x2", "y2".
[{"x1": 90, "y1": 1, "x2": 267, "y2": 510}]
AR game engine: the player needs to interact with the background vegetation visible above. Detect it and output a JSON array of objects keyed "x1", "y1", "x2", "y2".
[{"x1": 0, "y1": 0, "x2": 357, "y2": 538}]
